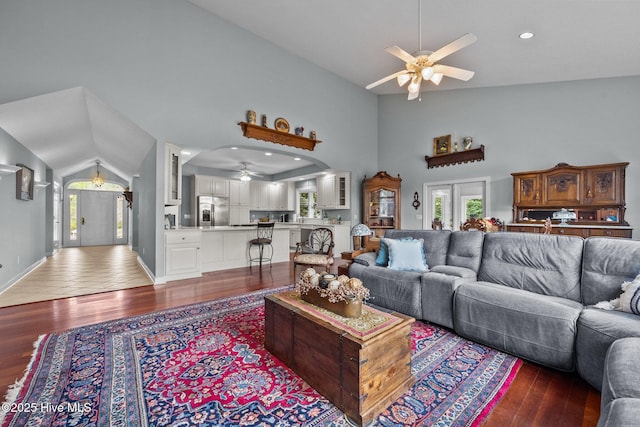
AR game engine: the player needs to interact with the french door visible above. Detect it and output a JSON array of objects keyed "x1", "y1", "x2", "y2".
[
  {"x1": 424, "y1": 178, "x2": 490, "y2": 230},
  {"x1": 64, "y1": 190, "x2": 128, "y2": 247}
]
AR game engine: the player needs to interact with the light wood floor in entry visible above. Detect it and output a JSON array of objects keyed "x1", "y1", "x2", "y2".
[{"x1": 0, "y1": 245, "x2": 152, "y2": 308}]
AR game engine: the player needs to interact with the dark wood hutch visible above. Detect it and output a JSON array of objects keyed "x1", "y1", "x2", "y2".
[
  {"x1": 507, "y1": 162, "x2": 632, "y2": 238},
  {"x1": 363, "y1": 171, "x2": 401, "y2": 241}
]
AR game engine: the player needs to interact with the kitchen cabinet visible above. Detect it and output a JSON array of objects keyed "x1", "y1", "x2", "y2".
[
  {"x1": 194, "y1": 175, "x2": 229, "y2": 197},
  {"x1": 250, "y1": 181, "x2": 271, "y2": 210},
  {"x1": 363, "y1": 171, "x2": 401, "y2": 238},
  {"x1": 229, "y1": 206, "x2": 250, "y2": 225},
  {"x1": 165, "y1": 143, "x2": 182, "y2": 206},
  {"x1": 229, "y1": 180, "x2": 250, "y2": 206},
  {"x1": 165, "y1": 230, "x2": 201, "y2": 280},
  {"x1": 250, "y1": 181, "x2": 293, "y2": 210},
  {"x1": 317, "y1": 172, "x2": 350, "y2": 209},
  {"x1": 289, "y1": 226, "x2": 301, "y2": 248}
]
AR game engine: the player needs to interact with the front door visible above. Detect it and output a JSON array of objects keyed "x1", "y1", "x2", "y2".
[{"x1": 64, "y1": 190, "x2": 128, "y2": 247}]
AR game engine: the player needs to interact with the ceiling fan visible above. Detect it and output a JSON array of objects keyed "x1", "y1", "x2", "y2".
[
  {"x1": 366, "y1": 0, "x2": 477, "y2": 100},
  {"x1": 238, "y1": 162, "x2": 263, "y2": 182}
]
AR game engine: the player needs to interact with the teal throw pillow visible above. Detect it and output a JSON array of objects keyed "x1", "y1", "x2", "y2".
[
  {"x1": 387, "y1": 238, "x2": 429, "y2": 272},
  {"x1": 376, "y1": 237, "x2": 413, "y2": 266}
]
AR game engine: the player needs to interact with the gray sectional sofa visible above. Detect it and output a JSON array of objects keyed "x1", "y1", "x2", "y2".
[{"x1": 348, "y1": 230, "x2": 640, "y2": 426}]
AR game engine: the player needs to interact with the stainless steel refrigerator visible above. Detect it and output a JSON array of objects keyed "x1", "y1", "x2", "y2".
[{"x1": 197, "y1": 196, "x2": 229, "y2": 226}]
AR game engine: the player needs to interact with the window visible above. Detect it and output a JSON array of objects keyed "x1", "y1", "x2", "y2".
[
  {"x1": 69, "y1": 193, "x2": 78, "y2": 241},
  {"x1": 297, "y1": 190, "x2": 320, "y2": 219},
  {"x1": 116, "y1": 195, "x2": 124, "y2": 239},
  {"x1": 68, "y1": 181, "x2": 124, "y2": 191}
]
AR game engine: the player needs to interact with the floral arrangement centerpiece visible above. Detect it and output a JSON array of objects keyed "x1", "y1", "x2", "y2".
[{"x1": 297, "y1": 268, "x2": 370, "y2": 318}]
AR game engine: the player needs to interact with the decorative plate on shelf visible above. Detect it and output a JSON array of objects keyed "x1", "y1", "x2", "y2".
[{"x1": 274, "y1": 117, "x2": 290, "y2": 133}]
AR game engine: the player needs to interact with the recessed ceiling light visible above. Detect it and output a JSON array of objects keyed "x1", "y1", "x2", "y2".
[
  {"x1": 265, "y1": 152, "x2": 272, "y2": 156},
  {"x1": 230, "y1": 146, "x2": 238, "y2": 150},
  {"x1": 294, "y1": 157, "x2": 301, "y2": 161},
  {"x1": 519, "y1": 32, "x2": 535, "y2": 40},
  {"x1": 181, "y1": 150, "x2": 191, "y2": 155}
]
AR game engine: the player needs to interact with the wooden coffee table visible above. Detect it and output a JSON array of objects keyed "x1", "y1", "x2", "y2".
[{"x1": 264, "y1": 293, "x2": 415, "y2": 426}]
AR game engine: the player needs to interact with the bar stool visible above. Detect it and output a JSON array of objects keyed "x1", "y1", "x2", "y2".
[{"x1": 248, "y1": 222, "x2": 275, "y2": 268}]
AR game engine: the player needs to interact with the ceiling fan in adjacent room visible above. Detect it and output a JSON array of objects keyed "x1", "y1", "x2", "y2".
[
  {"x1": 237, "y1": 162, "x2": 263, "y2": 182},
  {"x1": 366, "y1": 0, "x2": 477, "y2": 100}
]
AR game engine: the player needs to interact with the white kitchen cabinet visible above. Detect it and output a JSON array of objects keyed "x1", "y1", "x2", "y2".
[
  {"x1": 250, "y1": 181, "x2": 271, "y2": 210},
  {"x1": 165, "y1": 230, "x2": 201, "y2": 280},
  {"x1": 317, "y1": 172, "x2": 350, "y2": 209},
  {"x1": 229, "y1": 180, "x2": 250, "y2": 206},
  {"x1": 289, "y1": 226, "x2": 301, "y2": 248},
  {"x1": 165, "y1": 143, "x2": 182, "y2": 206},
  {"x1": 194, "y1": 175, "x2": 229, "y2": 197},
  {"x1": 229, "y1": 206, "x2": 250, "y2": 225}
]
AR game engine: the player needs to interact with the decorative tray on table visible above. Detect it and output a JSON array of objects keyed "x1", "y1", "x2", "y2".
[{"x1": 296, "y1": 268, "x2": 370, "y2": 318}]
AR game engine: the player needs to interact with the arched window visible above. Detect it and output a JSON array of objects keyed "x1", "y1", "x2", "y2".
[{"x1": 68, "y1": 181, "x2": 125, "y2": 192}]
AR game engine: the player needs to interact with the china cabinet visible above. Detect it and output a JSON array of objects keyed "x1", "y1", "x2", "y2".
[
  {"x1": 363, "y1": 171, "x2": 401, "y2": 238},
  {"x1": 508, "y1": 162, "x2": 631, "y2": 238}
]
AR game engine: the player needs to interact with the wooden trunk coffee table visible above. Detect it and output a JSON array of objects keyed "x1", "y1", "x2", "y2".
[{"x1": 264, "y1": 292, "x2": 415, "y2": 426}]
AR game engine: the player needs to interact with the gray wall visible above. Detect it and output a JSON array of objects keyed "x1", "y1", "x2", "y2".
[
  {"x1": 0, "y1": 128, "x2": 49, "y2": 290},
  {"x1": 377, "y1": 76, "x2": 640, "y2": 231},
  {"x1": 0, "y1": 0, "x2": 378, "y2": 278}
]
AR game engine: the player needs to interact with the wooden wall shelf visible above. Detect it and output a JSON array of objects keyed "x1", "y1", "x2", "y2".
[
  {"x1": 424, "y1": 144, "x2": 485, "y2": 168},
  {"x1": 238, "y1": 122, "x2": 322, "y2": 151}
]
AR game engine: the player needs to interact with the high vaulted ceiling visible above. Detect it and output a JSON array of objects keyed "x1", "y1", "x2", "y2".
[
  {"x1": 0, "y1": 87, "x2": 155, "y2": 182},
  {"x1": 190, "y1": 0, "x2": 640, "y2": 95}
]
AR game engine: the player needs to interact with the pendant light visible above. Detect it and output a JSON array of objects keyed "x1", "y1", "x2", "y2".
[{"x1": 92, "y1": 160, "x2": 105, "y2": 188}]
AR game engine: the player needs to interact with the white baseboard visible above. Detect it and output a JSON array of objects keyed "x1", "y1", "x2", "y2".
[
  {"x1": 136, "y1": 255, "x2": 159, "y2": 284},
  {"x1": 0, "y1": 257, "x2": 47, "y2": 294}
]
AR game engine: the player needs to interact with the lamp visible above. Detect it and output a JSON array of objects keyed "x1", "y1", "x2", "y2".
[
  {"x1": 350, "y1": 223, "x2": 371, "y2": 251},
  {"x1": 92, "y1": 160, "x2": 104, "y2": 188}
]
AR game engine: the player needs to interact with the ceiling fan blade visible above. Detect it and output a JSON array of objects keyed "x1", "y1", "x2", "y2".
[
  {"x1": 428, "y1": 33, "x2": 477, "y2": 64},
  {"x1": 366, "y1": 70, "x2": 410, "y2": 90},
  {"x1": 433, "y1": 64, "x2": 475, "y2": 81},
  {"x1": 385, "y1": 45, "x2": 417, "y2": 64}
]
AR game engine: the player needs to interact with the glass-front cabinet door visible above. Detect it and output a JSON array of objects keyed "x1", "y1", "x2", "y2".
[{"x1": 363, "y1": 171, "x2": 402, "y2": 238}]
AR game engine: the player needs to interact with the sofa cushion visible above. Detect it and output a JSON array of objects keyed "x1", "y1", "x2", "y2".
[
  {"x1": 581, "y1": 237, "x2": 640, "y2": 306},
  {"x1": 353, "y1": 251, "x2": 376, "y2": 267},
  {"x1": 478, "y1": 232, "x2": 584, "y2": 302},
  {"x1": 446, "y1": 231, "x2": 484, "y2": 272},
  {"x1": 454, "y1": 281, "x2": 583, "y2": 371},
  {"x1": 348, "y1": 262, "x2": 423, "y2": 318},
  {"x1": 576, "y1": 308, "x2": 640, "y2": 390},
  {"x1": 387, "y1": 238, "x2": 429, "y2": 272},
  {"x1": 384, "y1": 230, "x2": 451, "y2": 267},
  {"x1": 598, "y1": 398, "x2": 640, "y2": 427},
  {"x1": 598, "y1": 338, "x2": 640, "y2": 427}
]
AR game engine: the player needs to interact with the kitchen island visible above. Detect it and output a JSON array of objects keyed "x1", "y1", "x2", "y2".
[{"x1": 164, "y1": 224, "x2": 298, "y2": 281}]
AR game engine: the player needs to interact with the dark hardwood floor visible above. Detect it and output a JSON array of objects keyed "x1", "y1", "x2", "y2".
[{"x1": 0, "y1": 260, "x2": 600, "y2": 426}]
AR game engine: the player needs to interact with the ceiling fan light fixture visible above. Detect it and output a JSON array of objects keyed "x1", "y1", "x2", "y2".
[
  {"x1": 407, "y1": 75, "x2": 422, "y2": 93},
  {"x1": 240, "y1": 173, "x2": 251, "y2": 182},
  {"x1": 430, "y1": 73, "x2": 444, "y2": 85},
  {"x1": 397, "y1": 73, "x2": 411, "y2": 87},
  {"x1": 421, "y1": 66, "x2": 434, "y2": 80}
]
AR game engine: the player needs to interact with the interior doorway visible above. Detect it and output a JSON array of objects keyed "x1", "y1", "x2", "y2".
[{"x1": 63, "y1": 188, "x2": 128, "y2": 247}]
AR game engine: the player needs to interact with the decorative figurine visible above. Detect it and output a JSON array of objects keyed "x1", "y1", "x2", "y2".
[
  {"x1": 246, "y1": 110, "x2": 256, "y2": 124},
  {"x1": 310, "y1": 131, "x2": 317, "y2": 140},
  {"x1": 295, "y1": 127, "x2": 304, "y2": 136},
  {"x1": 261, "y1": 114, "x2": 267, "y2": 127}
]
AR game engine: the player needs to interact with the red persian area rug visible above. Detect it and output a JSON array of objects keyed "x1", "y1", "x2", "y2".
[{"x1": 1, "y1": 286, "x2": 521, "y2": 426}]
